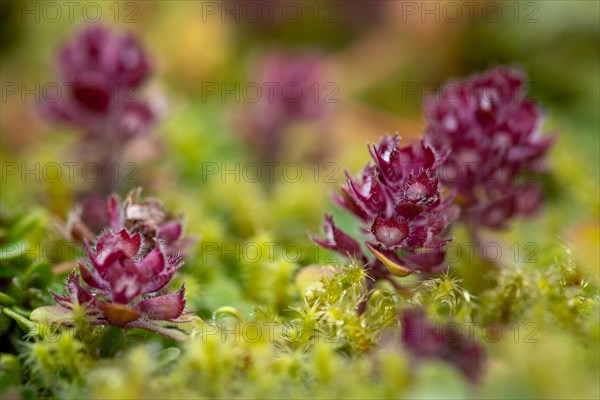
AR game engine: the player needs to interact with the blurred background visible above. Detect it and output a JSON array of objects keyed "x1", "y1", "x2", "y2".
[{"x1": 1, "y1": 0, "x2": 599, "y2": 308}]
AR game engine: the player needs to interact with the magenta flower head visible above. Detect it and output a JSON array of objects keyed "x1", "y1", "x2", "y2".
[
  {"x1": 256, "y1": 51, "x2": 329, "y2": 122},
  {"x1": 66, "y1": 188, "x2": 193, "y2": 257},
  {"x1": 52, "y1": 229, "x2": 187, "y2": 331},
  {"x1": 312, "y1": 135, "x2": 458, "y2": 282},
  {"x1": 400, "y1": 308, "x2": 485, "y2": 383},
  {"x1": 43, "y1": 23, "x2": 155, "y2": 139},
  {"x1": 236, "y1": 51, "x2": 331, "y2": 161},
  {"x1": 424, "y1": 67, "x2": 555, "y2": 230}
]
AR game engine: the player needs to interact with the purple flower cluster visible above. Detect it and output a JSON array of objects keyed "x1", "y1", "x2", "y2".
[
  {"x1": 256, "y1": 51, "x2": 329, "y2": 123},
  {"x1": 67, "y1": 188, "x2": 193, "y2": 257},
  {"x1": 424, "y1": 67, "x2": 555, "y2": 230},
  {"x1": 237, "y1": 51, "x2": 330, "y2": 161},
  {"x1": 312, "y1": 135, "x2": 458, "y2": 280},
  {"x1": 43, "y1": 24, "x2": 155, "y2": 140},
  {"x1": 400, "y1": 308, "x2": 484, "y2": 383},
  {"x1": 52, "y1": 229, "x2": 186, "y2": 328},
  {"x1": 310, "y1": 67, "x2": 554, "y2": 383},
  {"x1": 312, "y1": 67, "x2": 554, "y2": 283}
]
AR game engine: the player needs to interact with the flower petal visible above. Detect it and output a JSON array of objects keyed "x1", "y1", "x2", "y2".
[
  {"x1": 138, "y1": 247, "x2": 166, "y2": 277},
  {"x1": 79, "y1": 261, "x2": 109, "y2": 291},
  {"x1": 107, "y1": 194, "x2": 123, "y2": 231},
  {"x1": 158, "y1": 220, "x2": 183, "y2": 243},
  {"x1": 142, "y1": 265, "x2": 180, "y2": 294},
  {"x1": 311, "y1": 214, "x2": 366, "y2": 261},
  {"x1": 135, "y1": 286, "x2": 186, "y2": 321},
  {"x1": 67, "y1": 271, "x2": 95, "y2": 305}
]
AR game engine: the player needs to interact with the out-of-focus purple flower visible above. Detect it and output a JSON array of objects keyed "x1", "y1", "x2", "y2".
[
  {"x1": 43, "y1": 24, "x2": 155, "y2": 140},
  {"x1": 424, "y1": 67, "x2": 555, "y2": 231},
  {"x1": 312, "y1": 135, "x2": 457, "y2": 281},
  {"x1": 52, "y1": 229, "x2": 186, "y2": 328},
  {"x1": 66, "y1": 188, "x2": 193, "y2": 257},
  {"x1": 58, "y1": 24, "x2": 149, "y2": 88},
  {"x1": 236, "y1": 51, "x2": 331, "y2": 161},
  {"x1": 256, "y1": 52, "x2": 329, "y2": 122},
  {"x1": 400, "y1": 308, "x2": 485, "y2": 383}
]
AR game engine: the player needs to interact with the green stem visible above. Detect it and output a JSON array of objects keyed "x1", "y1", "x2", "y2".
[
  {"x1": 2, "y1": 307, "x2": 36, "y2": 332},
  {"x1": 127, "y1": 320, "x2": 189, "y2": 342}
]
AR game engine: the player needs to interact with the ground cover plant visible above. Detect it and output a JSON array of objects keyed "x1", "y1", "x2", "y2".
[{"x1": 1, "y1": 2, "x2": 599, "y2": 399}]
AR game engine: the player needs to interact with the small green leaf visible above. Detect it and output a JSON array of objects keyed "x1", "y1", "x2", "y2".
[
  {"x1": 0, "y1": 292, "x2": 16, "y2": 306},
  {"x1": 0, "y1": 240, "x2": 28, "y2": 261},
  {"x1": 100, "y1": 325, "x2": 127, "y2": 357},
  {"x1": 0, "y1": 354, "x2": 22, "y2": 391},
  {"x1": 1, "y1": 307, "x2": 35, "y2": 331},
  {"x1": 8, "y1": 210, "x2": 45, "y2": 241},
  {"x1": 156, "y1": 347, "x2": 182, "y2": 369},
  {"x1": 0, "y1": 312, "x2": 13, "y2": 336},
  {"x1": 30, "y1": 305, "x2": 73, "y2": 324},
  {"x1": 24, "y1": 262, "x2": 52, "y2": 286},
  {"x1": 212, "y1": 306, "x2": 243, "y2": 321}
]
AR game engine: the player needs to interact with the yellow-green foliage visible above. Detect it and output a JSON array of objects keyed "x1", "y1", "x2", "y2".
[
  {"x1": 479, "y1": 251, "x2": 598, "y2": 334},
  {"x1": 239, "y1": 233, "x2": 297, "y2": 313},
  {"x1": 4, "y1": 201, "x2": 598, "y2": 399},
  {"x1": 23, "y1": 329, "x2": 92, "y2": 395},
  {"x1": 300, "y1": 264, "x2": 399, "y2": 352},
  {"x1": 9, "y1": 246, "x2": 600, "y2": 400},
  {"x1": 481, "y1": 324, "x2": 600, "y2": 399},
  {"x1": 411, "y1": 272, "x2": 476, "y2": 320},
  {"x1": 78, "y1": 324, "x2": 415, "y2": 399}
]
